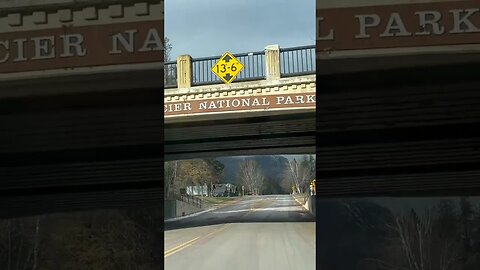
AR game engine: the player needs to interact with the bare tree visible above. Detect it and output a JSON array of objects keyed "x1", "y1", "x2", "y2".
[
  {"x1": 284, "y1": 156, "x2": 315, "y2": 194},
  {"x1": 285, "y1": 159, "x2": 301, "y2": 194},
  {"x1": 237, "y1": 159, "x2": 265, "y2": 195},
  {"x1": 32, "y1": 217, "x2": 40, "y2": 270},
  {"x1": 164, "y1": 37, "x2": 176, "y2": 87},
  {"x1": 360, "y1": 209, "x2": 463, "y2": 270},
  {"x1": 164, "y1": 161, "x2": 178, "y2": 199},
  {"x1": 164, "y1": 36, "x2": 173, "y2": 62},
  {"x1": 459, "y1": 197, "x2": 474, "y2": 253}
]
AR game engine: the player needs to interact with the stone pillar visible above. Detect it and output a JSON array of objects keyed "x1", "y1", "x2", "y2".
[
  {"x1": 176, "y1": 55, "x2": 192, "y2": 88},
  {"x1": 265, "y1": 44, "x2": 281, "y2": 80}
]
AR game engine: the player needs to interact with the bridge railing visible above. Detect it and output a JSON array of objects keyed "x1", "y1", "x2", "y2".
[
  {"x1": 165, "y1": 61, "x2": 177, "y2": 88},
  {"x1": 280, "y1": 45, "x2": 316, "y2": 77},
  {"x1": 164, "y1": 44, "x2": 315, "y2": 89},
  {"x1": 191, "y1": 50, "x2": 265, "y2": 86},
  {"x1": 176, "y1": 193, "x2": 202, "y2": 208}
]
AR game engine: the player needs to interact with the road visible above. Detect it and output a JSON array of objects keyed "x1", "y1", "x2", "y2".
[{"x1": 164, "y1": 194, "x2": 315, "y2": 270}]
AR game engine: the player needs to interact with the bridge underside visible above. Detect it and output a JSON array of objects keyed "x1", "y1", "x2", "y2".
[
  {"x1": 1, "y1": 74, "x2": 163, "y2": 218},
  {"x1": 165, "y1": 111, "x2": 315, "y2": 161},
  {"x1": 317, "y1": 61, "x2": 480, "y2": 197}
]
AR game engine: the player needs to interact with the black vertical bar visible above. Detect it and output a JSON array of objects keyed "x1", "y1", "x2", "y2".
[
  {"x1": 280, "y1": 52, "x2": 283, "y2": 75},
  {"x1": 190, "y1": 62, "x2": 193, "y2": 84},
  {"x1": 301, "y1": 49, "x2": 305, "y2": 73},
  {"x1": 244, "y1": 56, "x2": 247, "y2": 79},
  {"x1": 248, "y1": 56, "x2": 251, "y2": 79},
  {"x1": 246, "y1": 56, "x2": 248, "y2": 79},
  {"x1": 240, "y1": 56, "x2": 243, "y2": 79},
  {"x1": 312, "y1": 49, "x2": 315, "y2": 71},
  {"x1": 261, "y1": 54, "x2": 264, "y2": 77},
  {"x1": 288, "y1": 51, "x2": 292, "y2": 74},
  {"x1": 209, "y1": 59, "x2": 212, "y2": 83},
  {"x1": 296, "y1": 50, "x2": 300, "y2": 74},
  {"x1": 195, "y1": 61, "x2": 199, "y2": 84},
  {"x1": 307, "y1": 50, "x2": 312, "y2": 71},
  {"x1": 214, "y1": 59, "x2": 218, "y2": 82},
  {"x1": 194, "y1": 61, "x2": 197, "y2": 84},
  {"x1": 198, "y1": 61, "x2": 201, "y2": 83},
  {"x1": 293, "y1": 51, "x2": 296, "y2": 74},
  {"x1": 203, "y1": 60, "x2": 207, "y2": 83},
  {"x1": 200, "y1": 60, "x2": 203, "y2": 83},
  {"x1": 206, "y1": 60, "x2": 215, "y2": 82},
  {"x1": 255, "y1": 55, "x2": 258, "y2": 78},
  {"x1": 248, "y1": 55, "x2": 250, "y2": 79},
  {"x1": 257, "y1": 54, "x2": 260, "y2": 78},
  {"x1": 262, "y1": 54, "x2": 265, "y2": 78},
  {"x1": 209, "y1": 59, "x2": 212, "y2": 82}
]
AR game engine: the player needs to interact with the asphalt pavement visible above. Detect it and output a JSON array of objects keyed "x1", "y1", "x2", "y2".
[{"x1": 164, "y1": 194, "x2": 315, "y2": 270}]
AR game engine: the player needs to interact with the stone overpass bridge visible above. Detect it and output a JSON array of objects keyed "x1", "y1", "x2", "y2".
[{"x1": 163, "y1": 45, "x2": 316, "y2": 160}]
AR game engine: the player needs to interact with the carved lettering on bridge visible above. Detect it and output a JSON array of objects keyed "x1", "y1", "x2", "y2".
[
  {"x1": 317, "y1": 0, "x2": 480, "y2": 52},
  {"x1": 0, "y1": 20, "x2": 163, "y2": 74},
  {"x1": 164, "y1": 93, "x2": 316, "y2": 116}
]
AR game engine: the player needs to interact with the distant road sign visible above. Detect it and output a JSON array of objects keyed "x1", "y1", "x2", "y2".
[{"x1": 211, "y1": 52, "x2": 244, "y2": 84}]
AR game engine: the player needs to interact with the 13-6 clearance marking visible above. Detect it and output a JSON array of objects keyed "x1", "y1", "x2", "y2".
[
  {"x1": 211, "y1": 52, "x2": 244, "y2": 84},
  {"x1": 214, "y1": 61, "x2": 239, "y2": 74}
]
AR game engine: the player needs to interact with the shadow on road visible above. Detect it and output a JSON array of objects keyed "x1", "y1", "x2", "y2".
[{"x1": 164, "y1": 209, "x2": 315, "y2": 231}]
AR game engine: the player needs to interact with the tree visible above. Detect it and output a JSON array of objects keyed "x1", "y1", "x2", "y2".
[
  {"x1": 164, "y1": 37, "x2": 176, "y2": 87},
  {"x1": 166, "y1": 159, "x2": 224, "y2": 196},
  {"x1": 284, "y1": 155, "x2": 315, "y2": 194},
  {"x1": 460, "y1": 197, "x2": 474, "y2": 253},
  {"x1": 435, "y1": 199, "x2": 457, "y2": 238},
  {"x1": 164, "y1": 36, "x2": 173, "y2": 62},
  {"x1": 367, "y1": 208, "x2": 464, "y2": 270},
  {"x1": 164, "y1": 161, "x2": 178, "y2": 199},
  {"x1": 300, "y1": 155, "x2": 316, "y2": 191},
  {"x1": 237, "y1": 159, "x2": 265, "y2": 195},
  {"x1": 204, "y1": 158, "x2": 225, "y2": 179},
  {"x1": 0, "y1": 218, "x2": 36, "y2": 270}
]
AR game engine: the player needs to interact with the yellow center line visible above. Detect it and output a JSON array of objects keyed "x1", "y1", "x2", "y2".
[
  {"x1": 164, "y1": 237, "x2": 200, "y2": 257},
  {"x1": 164, "y1": 224, "x2": 232, "y2": 258}
]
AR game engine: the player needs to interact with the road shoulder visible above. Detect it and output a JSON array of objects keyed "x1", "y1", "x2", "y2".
[{"x1": 164, "y1": 196, "x2": 243, "y2": 222}]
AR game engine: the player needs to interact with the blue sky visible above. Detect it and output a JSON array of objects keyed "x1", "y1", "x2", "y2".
[{"x1": 165, "y1": 0, "x2": 315, "y2": 60}]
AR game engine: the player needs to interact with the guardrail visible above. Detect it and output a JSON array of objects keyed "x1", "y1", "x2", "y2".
[
  {"x1": 176, "y1": 194, "x2": 202, "y2": 208},
  {"x1": 164, "y1": 44, "x2": 315, "y2": 89}
]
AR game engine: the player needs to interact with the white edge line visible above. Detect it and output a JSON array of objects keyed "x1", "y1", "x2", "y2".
[
  {"x1": 164, "y1": 199, "x2": 241, "y2": 222},
  {"x1": 293, "y1": 196, "x2": 309, "y2": 211},
  {"x1": 164, "y1": 208, "x2": 215, "y2": 222}
]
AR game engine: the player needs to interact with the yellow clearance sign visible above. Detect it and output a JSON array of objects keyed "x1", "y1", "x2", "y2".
[{"x1": 211, "y1": 52, "x2": 244, "y2": 84}]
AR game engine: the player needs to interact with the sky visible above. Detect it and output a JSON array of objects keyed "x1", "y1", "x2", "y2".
[{"x1": 165, "y1": 0, "x2": 315, "y2": 60}]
